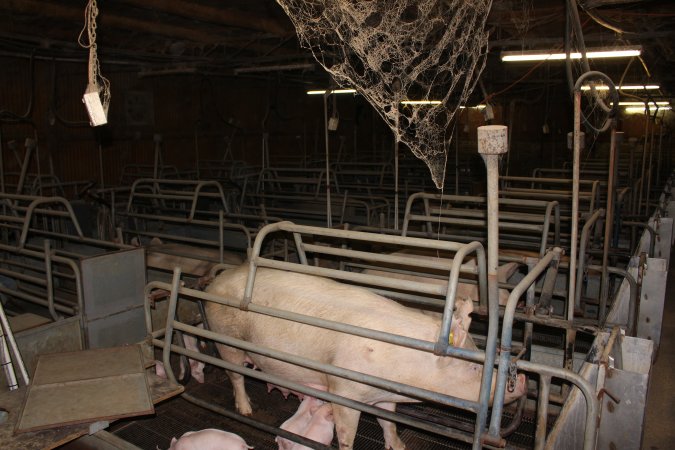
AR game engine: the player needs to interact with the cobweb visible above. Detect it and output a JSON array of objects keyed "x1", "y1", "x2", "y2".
[{"x1": 276, "y1": 0, "x2": 492, "y2": 189}]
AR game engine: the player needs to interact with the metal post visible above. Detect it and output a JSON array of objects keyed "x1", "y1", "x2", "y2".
[
  {"x1": 565, "y1": 90, "x2": 582, "y2": 376},
  {"x1": 474, "y1": 125, "x2": 508, "y2": 449},
  {"x1": 638, "y1": 115, "x2": 649, "y2": 216},
  {"x1": 656, "y1": 121, "x2": 663, "y2": 188},
  {"x1": 0, "y1": 128, "x2": 5, "y2": 193},
  {"x1": 600, "y1": 130, "x2": 621, "y2": 324},
  {"x1": 645, "y1": 116, "x2": 655, "y2": 214},
  {"x1": 323, "y1": 94, "x2": 332, "y2": 228},
  {"x1": 394, "y1": 135, "x2": 400, "y2": 231},
  {"x1": 16, "y1": 138, "x2": 35, "y2": 195},
  {"x1": 153, "y1": 134, "x2": 162, "y2": 180}
]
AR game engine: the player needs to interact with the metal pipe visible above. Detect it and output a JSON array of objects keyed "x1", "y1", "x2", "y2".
[
  {"x1": 323, "y1": 94, "x2": 332, "y2": 228},
  {"x1": 638, "y1": 117, "x2": 649, "y2": 215},
  {"x1": 475, "y1": 125, "x2": 508, "y2": 449},
  {"x1": 153, "y1": 134, "x2": 162, "y2": 180},
  {"x1": 15, "y1": 138, "x2": 34, "y2": 195},
  {"x1": 645, "y1": 118, "x2": 655, "y2": 215},
  {"x1": 534, "y1": 375, "x2": 551, "y2": 449},
  {"x1": 656, "y1": 122, "x2": 663, "y2": 187},
  {"x1": 394, "y1": 136, "x2": 399, "y2": 230},
  {"x1": 587, "y1": 264, "x2": 638, "y2": 334},
  {"x1": 600, "y1": 130, "x2": 621, "y2": 324},
  {"x1": 574, "y1": 208, "x2": 604, "y2": 310},
  {"x1": 567, "y1": 89, "x2": 582, "y2": 328},
  {"x1": 488, "y1": 248, "x2": 560, "y2": 438},
  {"x1": 0, "y1": 295, "x2": 30, "y2": 385},
  {"x1": 43, "y1": 239, "x2": 59, "y2": 321}
]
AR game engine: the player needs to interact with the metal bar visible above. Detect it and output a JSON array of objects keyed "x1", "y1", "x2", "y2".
[
  {"x1": 43, "y1": 239, "x2": 58, "y2": 321},
  {"x1": 15, "y1": 140, "x2": 33, "y2": 195},
  {"x1": 534, "y1": 375, "x2": 551, "y2": 449},
  {"x1": 0, "y1": 300, "x2": 29, "y2": 385},
  {"x1": 568, "y1": 90, "x2": 581, "y2": 323},
  {"x1": 323, "y1": 94, "x2": 332, "y2": 228},
  {"x1": 488, "y1": 248, "x2": 560, "y2": 437},
  {"x1": 574, "y1": 208, "x2": 604, "y2": 310},
  {"x1": 600, "y1": 129, "x2": 620, "y2": 324}
]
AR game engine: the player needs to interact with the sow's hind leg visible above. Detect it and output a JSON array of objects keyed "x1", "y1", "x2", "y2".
[{"x1": 214, "y1": 342, "x2": 253, "y2": 416}]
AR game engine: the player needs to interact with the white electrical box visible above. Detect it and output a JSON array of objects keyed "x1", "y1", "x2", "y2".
[{"x1": 82, "y1": 85, "x2": 108, "y2": 127}]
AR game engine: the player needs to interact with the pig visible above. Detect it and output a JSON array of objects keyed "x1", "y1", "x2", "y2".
[
  {"x1": 276, "y1": 396, "x2": 326, "y2": 450},
  {"x1": 135, "y1": 237, "x2": 243, "y2": 277},
  {"x1": 205, "y1": 264, "x2": 526, "y2": 450},
  {"x1": 362, "y1": 250, "x2": 520, "y2": 306},
  {"x1": 168, "y1": 428, "x2": 253, "y2": 449}
]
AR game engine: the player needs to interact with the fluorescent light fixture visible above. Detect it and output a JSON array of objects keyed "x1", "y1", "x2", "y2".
[
  {"x1": 459, "y1": 104, "x2": 487, "y2": 109},
  {"x1": 581, "y1": 84, "x2": 660, "y2": 91},
  {"x1": 501, "y1": 46, "x2": 641, "y2": 62},
  {"x1": 625, "y1": 106, "x2": 671, "y2": 113},
  {"x1": 619, "y1": 101, "x2": 670, "y2": 106},
  {"x1": 401, "y1": 100, "x2": 442, "y2": 105},
  {"x1": 307, "y1": 89, "x2": 357, "y2": 95}
]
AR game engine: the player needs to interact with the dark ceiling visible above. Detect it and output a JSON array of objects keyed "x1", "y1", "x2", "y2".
[{"x1": 0, "y1": 0, "x2": 673, "y2": 100}]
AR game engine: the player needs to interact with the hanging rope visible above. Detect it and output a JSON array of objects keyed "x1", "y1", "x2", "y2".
[{"x1": 78, "y1": 0, "x2": 110, "y2": 117}]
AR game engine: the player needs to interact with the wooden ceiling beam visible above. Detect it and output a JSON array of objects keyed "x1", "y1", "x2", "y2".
[{"x1": 115, "y1": 0, "x2": 293, "y2": 37}]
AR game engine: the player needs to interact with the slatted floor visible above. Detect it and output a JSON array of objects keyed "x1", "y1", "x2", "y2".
[{"x1": 110, "y1": 366, "x2": 548, "y2": 450}]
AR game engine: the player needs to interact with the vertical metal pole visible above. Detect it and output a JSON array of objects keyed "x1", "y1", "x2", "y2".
[
  {"x1": 218, "y1": 210, "x2": 224, "y2": 264},
  {"x1": 455, "y1": 120, "x2": 460, "y2": 195},
  {"x1": 474, "y1": 125, "x2": 508, "y2": 449},
  {"x1": 0, "y1": 298, "x2": 29, "y2": 385},
  {"x1": 394, "y1": 138, "x2": 399, "y2": 230},
  {"x1": 565, "y1": 90, "x2": 581, "y2": 375},
  {"x1": 153, "y1": 134, "x2": 162, "y2": 180},
  {"x1": 599, "y1": 129, "x2": 621, "y2": 325},
  {"x1": 44, "y1": 239, "x2": 59, "y2": 321},
  {"x1": 656, "y1": 121, "x2": 663, "y2": 188},
  {"x1": 0, "y1": 128, "x2": 5, "y2": 193},
  {"x1": 645, "y1": 116, "x2": 655, "y2": 214},
  {"x1": 323, "y1": 94, "x2": 332, "y2": 228},
  {"x1": 638, "y1": 114, "x2": 649, "y2": 216},
  {"x1": 16, "y1": 139, "x2": 34, "y2": 195}
]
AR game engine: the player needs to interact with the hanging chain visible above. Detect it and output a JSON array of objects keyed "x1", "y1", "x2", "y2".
[{"x1": 78, "y1": 0, "x2": 110, "y2": 113}]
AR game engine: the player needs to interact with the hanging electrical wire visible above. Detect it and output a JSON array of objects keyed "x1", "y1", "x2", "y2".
[{"x1": 566, "y1": 0, "x2": 619, "y2": 133}]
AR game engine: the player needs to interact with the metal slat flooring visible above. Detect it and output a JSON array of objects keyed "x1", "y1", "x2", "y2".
[{"x1": 111, "y1": 366, "x2": 547, "y2": 450}]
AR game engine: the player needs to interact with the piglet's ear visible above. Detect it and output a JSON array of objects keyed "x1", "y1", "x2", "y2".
[
  {"x1": 449, "y1": 320, "x2": 467, "y2": 348},
  {"x1": 150, "y1": 237, "x2": 163, "y2": 245},
  {"x1": 130, "y1": 237, "x2": 140, "y2": 247}
]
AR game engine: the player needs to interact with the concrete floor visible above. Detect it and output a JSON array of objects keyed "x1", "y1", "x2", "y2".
[{"x1": 641, "y1": 248, "x2": 675, "y2": 450}]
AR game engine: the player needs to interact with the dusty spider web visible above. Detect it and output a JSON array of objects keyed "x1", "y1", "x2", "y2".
[{"x1": 277, "y1": 0, "x2": 492, "y2": 188}]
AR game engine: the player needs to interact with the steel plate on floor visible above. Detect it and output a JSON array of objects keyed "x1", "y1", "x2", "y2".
[{"x1": 16, "y1": 345, "x2": 154, "y2": 433}]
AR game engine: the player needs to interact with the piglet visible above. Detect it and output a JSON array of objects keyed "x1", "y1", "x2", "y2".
[
  {"x1": 275, "y1": 396, "x2": 325, "y2": 450},
  {"x1": 181, "y1": 331, "x2": 205, "y2": 384},
  {"x1": 154, "y1": 325, "x2": 206, "y2": 384},
  {"x1": 168, "y1": 428, "x2": 252, "y2": 450},
  {"x1": 288, "y1": 403, "x2": 334, "y2": 450}
]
